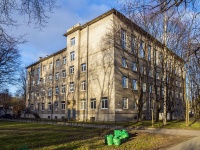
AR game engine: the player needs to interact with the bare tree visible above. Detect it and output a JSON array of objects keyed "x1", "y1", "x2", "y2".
[{"x1": 0, "y1": 0, "x2": 56, "y2": 88}]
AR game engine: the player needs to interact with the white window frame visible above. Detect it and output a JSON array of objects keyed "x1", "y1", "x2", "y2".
[
  {"x1": 122, "y1": 58, "x2": 127, "y2": 68},
  {"x1": 122, "y1": 76, "x2": 128, "y2": 88},
  {"x1": 63, "y1": 57, "x2": 66, "y2": 65},
  {"x1": 101, "y1": 97, "x2": 108, "y2": 109},
  {"x1": 41, "y1": 103, "x2": 44, "y2": 111},
  {"x1": 123, "y1": 97, "x2": 128, "y2": 109},
  {"x1": 62, "y1": 70, "x2": 66, "y2": 78},
  {"x1": 81, "y1": 100, "x2": 86, "y2": 110},
  {"x1": 49, "y1": 62, "x2": 53, "y2": 70},
  {"x1": 81, "y1": 81, "x2": 86, "y2": 91},
  {"x1": 81, "y1": 63, "x2": 86, "y2": 72},
  {"x1": 140, "y1": 40, "x2": 145, "y2": 58},
  {"x1": 61, "y1": 102, "x2": 65, "y2": 110},
  {"x1": 55, "y1": 86, "x2": 59, "y2": 95},
  {"x1": 48, "y1": 88, "x2": 52, "y2": 96},
  {"x1": 43, "y1": 65, "x2": 46, "y2": 71},
  {"x1": 56, "y1": 59, "x2": 60, "y2": 67},
  {"x1": 55, "y1": 72, "x2": 59, "y2": 80},
  {"x1": 70, "y1": 51, "x2": 75, "y2": 61},
  {"x1": 70, "y1": 66, "x2": 74, "y2": 74},
  {"x1": 70, "y1": 82, "x2": 74, "y2": 92},
  {"x1": 132, "y1": 62, "x2": 137, "y2": 72},
  {"x1": 91, "y1": 99, "x2": 96, "y2": 109},
  {"x1": 132, "y1": 79, "x2": 137, "y2": 90},
  {"x1": 62, "y1": 85, "x2": 66, "y2": 94},
  {"x1": 70, "y1": 37, "x2": 75, "y2": 46}
]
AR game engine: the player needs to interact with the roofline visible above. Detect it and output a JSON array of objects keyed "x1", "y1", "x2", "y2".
[
  {"x1": 26, "y1": 47, "x2": 66, "y2": 69},
  {"x1": 64, "y1": 8, "x2": 184, "y2": 63}
]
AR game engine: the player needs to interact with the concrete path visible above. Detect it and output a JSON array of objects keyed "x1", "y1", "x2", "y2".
[{"x1": 141, "y1": 128, "x2": 200, "y2": 150}]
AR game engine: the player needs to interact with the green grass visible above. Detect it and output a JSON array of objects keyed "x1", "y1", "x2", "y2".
[{"x1": 0, "y1": 121, "x2": 192, "y2": 150}]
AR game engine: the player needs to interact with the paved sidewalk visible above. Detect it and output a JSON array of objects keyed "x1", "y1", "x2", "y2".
[{"x1": 140, "y1": 128, "x2": 200, "y2": 150}]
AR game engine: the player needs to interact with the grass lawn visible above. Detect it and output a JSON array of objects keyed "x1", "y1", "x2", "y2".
[{"x1": 0, "y1": 121, "x2": 192, "y2": 150}]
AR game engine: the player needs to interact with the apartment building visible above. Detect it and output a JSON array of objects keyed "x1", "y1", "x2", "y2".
[{"x1": 26, "y1": 9, "x2": 185, "y2": 121}]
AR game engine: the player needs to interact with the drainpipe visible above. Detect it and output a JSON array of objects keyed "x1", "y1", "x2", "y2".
[{"x1": 86, "y1": 25, "x2": 89, "y2": 121}]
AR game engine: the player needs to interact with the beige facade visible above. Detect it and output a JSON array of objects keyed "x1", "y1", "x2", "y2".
[{"x1": 26, "y1": 9, "x2": 185, "y2": 121}]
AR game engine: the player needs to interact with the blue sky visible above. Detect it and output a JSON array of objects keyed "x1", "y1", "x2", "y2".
[
  {"x1": 9, "y1": 0, "x2": 120, "y2": 94},
  {"x1": 16, "y1": 0, "x2": 120, "y2": 67}
]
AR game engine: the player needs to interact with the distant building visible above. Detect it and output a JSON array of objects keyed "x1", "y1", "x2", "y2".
[{"x1": 26, "y1": 9, "x2": 185, "y2": 121}]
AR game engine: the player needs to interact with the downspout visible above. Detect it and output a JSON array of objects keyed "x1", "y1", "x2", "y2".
[
  {"x1": 51, "y1": 56, "x2": 54, "y2": 119},
  {"x1": 86, "y1": 25, "x2": 89, "y2": 121}
]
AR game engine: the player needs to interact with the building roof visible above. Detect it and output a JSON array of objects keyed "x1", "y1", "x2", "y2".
[
  {"x1": 64, "y1": 8, "x2": 184, "y2": 63},
  {"x1": 26, "y1": 48, "x2": 66, "y2": 69}
]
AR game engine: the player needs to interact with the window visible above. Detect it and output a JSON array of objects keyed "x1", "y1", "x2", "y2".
[
  {"x1": 63, "y1": 57, "x2": 66, "y2": 65},
  {"x1": 70, "y1": 82, "x2": 74, "y2": 92},
  {"x1": 70, "y1": 66, "x2": 74, "y2": 74},
  {"x1": 61, "y1": 102, "x2": 65, "y2": 110},
  {"x1": 54, "y1": 101, "x2": 58, "y2": 111},
  {"x1": 132, "y1": 79, "x2": 137, "y2": 90},
  {"x1": 101, "y1": 97, "x2": 108, "y2": 109},
  {"x1": 148, "y1": 45, "x2": 151, "y2": 61},
  {"x1": 133, "y1": 100, "x2": 137, "y2": 110},
  {"x1": 121, "y1": 29, "x2": 126, "y2": 49},
  {"x1": 31, "y1": 92, "x2": 34, "y2": 99},
  {"x1": 56, "y1": 59, "x2": 60, "y2": 67},
  {"x1": 149, "y1": 85, "x2": 152, "y2": 93},
  {"x1": 81, "y1": 100, "x2": 86, "y2": 110},
  {"x1": 49, "y1": 74, "x2": 52, "y2": 81},
  {"x1": 49, "y1": 62, "x2": 53, "y2": 69},
  {"x1": 132, "y1": 62, "x2": 137, "y2": 71},
  {"x1": 62, "y1": 70, "x2": 66, "y2": 78},
  {"x1": 123, "y1": 97, "x2": 128, "y2": 109},
  {"x1": 43, "y1": 65, "x2": 46, "y2": 71},
  {"x1": 140, "y1": 66, "x2": 144, "y2": 74},
  {"x1": 91, "y1": 99, "x2": 96, "y2": 109},
  {"x1": 143, "y1": 100, "x2": 147, "y2": 110},
  {"x1": 122, "y1": 58, "x2": 127, "y2": 68},
  {"x1": 43, "y1": 77, "x2": 46, "y2": 83},
  {"x1": 48, "y1": 88, "x2": 52, "y2": 96},
  {"x1": 81, "y1": 63, "x2": 86, "y2": 72},
  {"x1": 143, "y1": 83, "x2": 146, "y2": 92},
  {"x1": 70, "y1": 51, "x2": 75, "y2": 61},
  {"x1": 70, "y1": 37, "x2": 75, "y2": 46},
  {"x1": 62, "y1": 85, "x2": 66, "y2": 93},
  {"x1": 48, "y1": 103, "x2": 52, "y2": 111},
  {"x1": 81, "y1": 81, "x2": 86, "y2": 91},
  {"x1": 156, "y1": 72, "x2": 160, "y2": 79},
  {"x1": 139, "y1": 40, "x2": 145, "y2": 58},
  {"x1": 32, "y1": 80, "x2": 35, "y2": 86},
  {"x1": 55, "y1": 72, "x2": 59, "y2": 80},
  {"x1": 156, "y1": 51, "x2": 159, "y2": 65},
  {"x1": 42, "y1": 103, "x2": 44, "y2": 111},
  {"x1": 131, "y1": 35, "x2": 136, "y2": 53},
  {"x1": 176, "y1": 92, "x2": 178, "y2": 98},
  {"x1": 122, "y1": 76, "x2": 128, "y2": 88},
  {"x1": 41, "y1": 89, "x2": 45, "y2": 97},
  {"x1": 149, "y1": 69, "x2": 153, "y2": 77},
  {"x1": 55, "y1": 86, "x2": 59, "y2": 95}
]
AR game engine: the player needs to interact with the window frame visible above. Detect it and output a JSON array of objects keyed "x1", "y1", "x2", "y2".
[
  {"x1": 81, "y1": 63, "x2": 86, "y2": 72},
  {"x1": 90, "y1": 99, "x2": 96, "y2": 109},
  {"x1": 121, "y1": 29, "x2": 126, "y2": 49},
  {"x1": 101, "y1": 97, "x2": 108, "y2": 109},
  {"x1": 122, "y1": 76, "x2": 128, "y2": 88},
  {"x1": 69, "y1": 65, "x2": 74, "y2": 74},
  {"x1": 70, "y1": 51, "x2": 75, "y2": 61},
  {"x1": 123, "y1": 97, "x2": 128, "y2": 109},
  {"x1": 70, "y1": 37, "x2": 75, "y2": 46}
]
